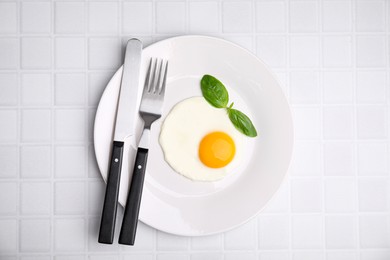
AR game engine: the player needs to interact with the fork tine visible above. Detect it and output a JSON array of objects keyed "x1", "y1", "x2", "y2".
[
  {"x1": 154, "y1": 59, "x2": 163, "y2": 94},
  {"x1": 143, "y1": 58, "x2": 153, "y2": 94},
  {"x1": 151, "y1": 59, "x2": 159, "y2": 93},
  {"x1": 159, "y1": 61, "x2": 168, "y2": 96}
]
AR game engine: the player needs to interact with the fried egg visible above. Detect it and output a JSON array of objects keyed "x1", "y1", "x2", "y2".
[{"x1": 159, "y1": 96, "x2": 245, "y2": 181}]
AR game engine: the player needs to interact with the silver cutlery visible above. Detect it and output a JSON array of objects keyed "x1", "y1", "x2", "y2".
[
  {"x1": 98, "y1": 39, "x2": 143, "y2": 244},
  {"x1": 119, "y1": 58, "x2": 168, "y2": 245}
]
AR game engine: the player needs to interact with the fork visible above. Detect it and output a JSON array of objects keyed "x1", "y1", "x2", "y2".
[{"x1": 118, "y1": 58, "x2": 168, "y2": 245}]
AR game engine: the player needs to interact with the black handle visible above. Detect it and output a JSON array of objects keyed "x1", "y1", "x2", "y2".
[
  {"x1": 98, "y1": 141, "x2": 124, "y2": 244},
  {"x1": 118, "y1": 147, "x2": 149, "y2": 245}
]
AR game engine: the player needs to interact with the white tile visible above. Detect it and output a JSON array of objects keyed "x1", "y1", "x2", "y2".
[
  {"x1": 88, "y1": 71, "x2": 114, "y2": 106},
  {"x1": 0, "y1": 182, "x2": 18, "y2": 215},
  {"x1": 358, "y1": 142, "x2": 388, "y2": 176},
  {"x1": 325, "y1": 178, "x2": 356, "y2": 213},
  {"x1": 191, "y1": 234, "x2": 222, "y2": 250},
  {"x1": 88, "y1": 2, "x2": 119, "y2": 34},
  {"x1": 121, "y1": 222, "x2": 155, "y2": 251},
  {"x1": 54, "y1": 218, "x2": 86, "y2": 251},
  {"x1": 290, "y1": 36, "x2": 320, "y2": 67},
  {"x1": 0, "y1": 219, "x2": 17, "y2": 253},
  {"x1": 0, "y1": 38, "x2": 19, "y2": 69},
  {"x1": 291, "y1": 178, "x2": 322, "y2": 212},
  {"x1": 360, "y1": 251, "x2": 390, "y2": 260},
  {"x1": 360, "y1": 215, "x2": 390, "y2": 248},
  {"x1": 292, "y1": 251, "x2": 324, "y2": 260},
  {"x1": 356, "y1": 1, "x2": 385, "y2": 32},
  {"x1": 359, "y1": 178, "x2": 389, "y2": 211},
  {"x1": 257, "y1": 36, "x2": 286, "y2": 68},
  {"x1": 191, "y1": 253, "x2": 223, "y2": 260},
  {"x1": 121, "y1": 255, "x2": 153, "y2": 260},
  {"x1": 21, "y1": 73, "x2": 51, "y2": 106},
  {"x1": 356, "y1": 71, "x2": 387, "y2": 104},
  {"x1": 21, "y1": 2, "x2": 51, "y2": 33},
  {"x1": 324, "y1": 142, "x2": 354, "y2": 176},
  {"x1": 55, "y1": 73, "x2": 86, "y2": 106},
  {"x1": 88, "y1": 38, "x2": 122, "y2": 70},
  {"x1": 292, "y1": 215, "x2": 323, "y2": 249},
  {"x1": 21, "y1": 145, "x2": 51, "y2": 178},
  {"x1": 258, "y1": 215, "x2": 289, "y2": 249},
  {"x1": 21, "y1": 182, "x2": 51, "y2": 215},
  {"x1": 55, "y1": 2, "x2": 85, "y2": 34},
  {"x1": 55, "y1": 181, "x2": 85, "y2": 215},
  {"x1": 323, "y1": 36, "x2": 352, "y2": 67},
  {"x1": 326, "y1": 251, "x2": 357, "y2": 260},
  {"x1": 21, "y1": 109, "x2": 51, "y2": 142},
  {"x1": 21, "y1": 37, "x2": 52, "y2": 69},
  {"x1": 256, "y1": 1, "x2": 286, "y2": 32},
  {"x1": 123, "y1": 2, "x2": 153, "y2": 34},
  {"x1": 323, "y1": 71, "x2": 353, "y2": 104},
  {"x1": 224, "y1": 219, "x2": 256, "y2": 250},
  {"x1": 157, "y1": 231, "x2": 189, "y2": 251},
  {"x1": 88, "y1": 108, "x2": 96, "y2": 142},
  {"x1": 89, "y1": 256, "x2": 118, "y2": 260},
  {"x1": 54, "y1": 109, "x2": 85, "y2": 141},
  {"x1": 55, "y1": 37, "x2": 85, "y2": 69},
  {"x1": 224, "y1": 252, "x2": 257, "y2": 260},
  {"x1": 0, "y1": 2, "x2": 17, "y2": 33},
  {"x1": 325, "y1": 215, "x2": 357, "y2": 249},
  {"x1": 0, "y1": 145, "x2": 18, "y2": 178},
  {"x1": 357, "y1": 106, "x2": 387, "y2": 139},
  {"x1": 0, "y1": 110, "x2": 18, "y2": 142},
  {"x1": 292, "y1": 106, "x2": 321, "y2": 139},
  {"x1": 323, "y1": 1, "x2": 351, "y2": 32},
  {"x1": 290, "y1": 71, "x2": 320, "y2": 104},
  {"x1": 20, "y1": 257, "x2": 50, "y2": 260},
  {"x1": 323, "y1": 106, "x2": 353, "y2": 139},
  {"x1": 88, "y1": 180, "x2": 104, "y2": 215},
  {"x1": 222, "y1": 1, "x2": 252, "y2": 33},
  {"x1": 88, "y1": 145, "x2": 101, "y2": 178},
  {"x1": 55, "y1": 146, "x2": 86, "y2": 178},
  {"x1": 88, "y1": 255, "x2": 120, "y2": 260},
  {"x1": 157, "y1": 254, "x2": 189, "y2": 260},
  {"x1": 356, "y1": 35, "x2": 386, "y2": 68},
  {"x1": 259, "y1": 252, "x2": 290, "y2": 260},
  {"x1": 289, "y1": 1, "x2": 318, "y2": 32},
  {"x1": 20, "y1": 218, "x2": 51, "y2": 252},
  {"x1": 156, "y1": 2, "x2": 186, "y2": 34},
  {"x1": 189, "y1": 2, "x2": 219, "y2": 33},
  {"x1": 0, "y1": 73, "x2": 18, "y2": 105}
]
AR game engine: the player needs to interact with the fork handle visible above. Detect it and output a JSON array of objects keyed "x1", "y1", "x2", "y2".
[{"x1": 118, "y1": 146, "x2": 148, "y2": 245}]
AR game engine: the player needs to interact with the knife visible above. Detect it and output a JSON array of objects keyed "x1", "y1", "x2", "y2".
[{"x1": 98, "y1": 38, "x2": 143, "y2": 244}]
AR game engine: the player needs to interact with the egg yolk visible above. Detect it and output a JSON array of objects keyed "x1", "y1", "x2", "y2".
[{"x1": 199, "y1": 131, "x2": 236, "y2": 168}]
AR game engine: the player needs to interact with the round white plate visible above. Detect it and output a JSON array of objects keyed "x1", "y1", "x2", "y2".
[{"x1": 94, "y1": 35, "x2": 293, "y2": 236}]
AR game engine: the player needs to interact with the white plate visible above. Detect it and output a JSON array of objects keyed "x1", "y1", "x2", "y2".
[{"x1": 94, "y1": 35, "x2": 293, "y2": 236}]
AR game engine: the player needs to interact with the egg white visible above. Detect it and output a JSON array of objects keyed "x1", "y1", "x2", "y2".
[{"x1": 159, "y1": 96, "x2": 245, "y2": 181}]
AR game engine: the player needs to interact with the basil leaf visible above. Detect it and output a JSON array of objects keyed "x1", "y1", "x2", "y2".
[
  {"x1": 200, "y1": 75, "x2": 229, "y2": 108},
  {"x1": 228, "y1": 109, "x2": 257, "y2": 137}
]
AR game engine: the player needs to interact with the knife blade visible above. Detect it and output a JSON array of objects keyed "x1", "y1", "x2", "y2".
[{"x1": 98, "y1": 38, "x2": 143, "y2": 244}]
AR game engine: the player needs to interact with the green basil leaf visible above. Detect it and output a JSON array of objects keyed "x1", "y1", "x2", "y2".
[
  {"x1": 200, "y1": 75, "x2": 229, "y2": 108},
  {"x1": 228, "y1": 109, "x2": 257, "y2": 137}
]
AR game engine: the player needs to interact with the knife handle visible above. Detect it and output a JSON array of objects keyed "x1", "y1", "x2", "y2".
[
  {"x1": 118, "y1": 147, "x2": 148, "y2": 245},
  {"x1": 98, "y1": 141, "x2": 124, "y2": 244}
]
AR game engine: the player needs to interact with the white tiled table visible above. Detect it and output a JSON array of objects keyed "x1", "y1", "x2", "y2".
[{"x1": 0, "y1": 0, "x2": 389, "y2": 259}]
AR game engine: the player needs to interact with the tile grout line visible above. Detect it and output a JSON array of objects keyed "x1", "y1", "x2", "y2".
[{"x1": 351, "y1": 0, "x2": 361, "y2": 258}]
